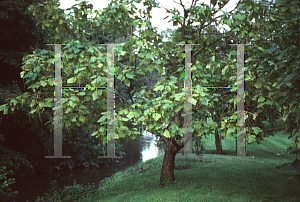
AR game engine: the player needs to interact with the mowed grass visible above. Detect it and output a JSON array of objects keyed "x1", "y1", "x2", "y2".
[{"x1": 84, "y1": 119, "x2": 300, "y2": 202}]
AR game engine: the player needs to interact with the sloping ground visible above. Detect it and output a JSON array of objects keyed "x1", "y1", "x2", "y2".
[{"x1": 88, "y1": 121, "x2": 300, "y2": 202}]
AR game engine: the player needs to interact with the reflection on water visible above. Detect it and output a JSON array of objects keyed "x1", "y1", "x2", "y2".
[
  {"x1": 140, "y1": 131, "x2": 165, "y2": 162},
  {"x1": 10, "y1": 130, "x2": 165, "y2": 202}
]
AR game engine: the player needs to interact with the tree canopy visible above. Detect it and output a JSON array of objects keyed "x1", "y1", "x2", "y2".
[{"x1": 0, "y1": 0, "x2": 299, "y2": 185}]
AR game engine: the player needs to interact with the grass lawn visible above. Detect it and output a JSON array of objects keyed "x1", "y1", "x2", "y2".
[{"x1": 82, "y1": 120, "x2": 300, "y2": 202}]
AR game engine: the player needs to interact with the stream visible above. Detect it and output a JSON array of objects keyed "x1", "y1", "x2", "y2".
[{"x1": 10, "y1": 131, "x2": 165, "y2": 202}]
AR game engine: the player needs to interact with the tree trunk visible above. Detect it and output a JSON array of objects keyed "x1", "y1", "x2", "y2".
[
  {"x1": 215, "y1": 128, "x2": 224, "y2": 154},
  {"x1": 159, "y1": 138, "x2": 181, "y2": 187},
  {"x1": 150, "y1": 126, "x2": 192, "y2": 187}
]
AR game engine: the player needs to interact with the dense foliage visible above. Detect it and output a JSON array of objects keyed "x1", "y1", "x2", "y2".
[{"x1": 0, "y1": 0, "x2": 299, "y2": 200}]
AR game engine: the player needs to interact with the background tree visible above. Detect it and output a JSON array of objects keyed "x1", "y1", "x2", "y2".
[
  {"x1": 0, "y1": 0, "x2": 53, "y2": 200},
  {"x1": 0, "y1": 1, "x2": 131, "y2": 198},
  {"x1": 0, "y1": 0, "x2": 51, "y2": 89},
  {"x1": 243, "y1": 0, "x2": 300, "y2": 162}
]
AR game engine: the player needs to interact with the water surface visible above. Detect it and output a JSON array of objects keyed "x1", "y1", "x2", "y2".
[{"x1": 10, "y1": 131, "x2": 165, "y2": 202}]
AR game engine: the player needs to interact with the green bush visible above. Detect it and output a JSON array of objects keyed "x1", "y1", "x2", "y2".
[
  {"x1": 54, "y1": 123, "x2": 126, "y2": 169},
  {"x1": 0, "y1": 166, "x2": 18, "y2": 201},
  {"x1": 0, "y1": 144, "x2": 35, "y2": 179},
  {"x1": 35, "y1": 179, "x2": 99, "y2": 202}
]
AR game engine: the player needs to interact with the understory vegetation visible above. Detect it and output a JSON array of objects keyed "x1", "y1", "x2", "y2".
[{"x1": 32, "y1": 119, "x2": 300, "y2": 202}]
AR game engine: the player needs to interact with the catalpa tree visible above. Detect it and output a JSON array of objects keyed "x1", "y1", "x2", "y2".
[{"x1": 1, "y1": 0, "x2": 299, "y2": 186}]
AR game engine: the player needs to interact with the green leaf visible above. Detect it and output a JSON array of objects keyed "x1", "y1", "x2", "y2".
[
  {"x1": 174, "y1": 94, "x2": 183, "y2": 101},
  {"x1": 175, "y1": 105, "x2": 183, "y2": 113},
  {"x1": 73, "y1": 48, "x2": 81, "y2": 54},
  {"x1": 48, "y1": 78, "x2": 54, "y2": 86},
  {"x1": 249, "y1": 32, "x2": 255, "y2": 37},
  {"x1": 138, "y1": 116, "x2": 145, "y2": 122},
  {"x1": 66, "y1": 53, "x2": 75, "y2": 59},
  {"x1": 20, "y1": 71, "x2": 25, "y2": 78},
  {"x1": 87, "y1": 48, "x2": 94, "y2": 54},
  {"x1": 225, "y1": 18, "x2": 231, "y2": 26},
  {"x1": 10, "y1": 99, "x2": 18, "y2": 107},
  {"x1": 90, "y1": 131, "x2": 98, "y2": 136},
  {"x1": 92, "y1": 90, "x2": 102, "y2": 101},
  {"x1": 70, "y1": 95, "x2": 78, "y2": 102},
  {"x1": 29, "y1": 109, "x2": 37, "y2": 114},
  {"x1": 153, "y1": 85, "x2": 164, "y2": 91},
  {"x1": 127, "y1": 111, "x2": 134, "y2": 119},
  {"x1": 191, "y1": 98, "x2": 197, "y2": 106},
  {"x1": 257, "y1": 97, "x2": 265, "y2": 103},
  {"x1": 281, "y1": 7, "x2": 288, "y2": 12},
  {"x1": 65, "y1": 122, "x2": 71, "y2": 128},
  {"x1": 227, "y1": 127, "x2": 236, "y2": 135},
  {"x1": 282, "y1": 110, "x2": 289, "y2": 122},
  {"x1": 44, "y1": 102, "x2": 53, "y2": 107},
  {"x1": 163, "y1": 129, "x2": 170, "y2": 138},
  {"x1": 39, "y1": 102, "x2": 44, "y2": 108},
  {"x1": 152, "y1": 113, "x2": 161, "y2": 121},
  {"x1": 257, "y1": 102, "x2": 265, "y2": 108},
  {"x1": 285, "y1": 82, "x2": 292, "y2": 87},
  {"x1": 257, "y1": 47, "x2": 264, "y2": 52},
  {"x1": 67, "y1": 77, "x2": 77, "y2": 84},
  {"x1": 126, "y1": 73, "x2": 135, "y2": 79},
  {"x1": 79, "y1": 115, "x2": 86, "y2": 123},
  {"x1": 97, "y1": 115, "x2": 107, "y2": 123},
  {"x1": 265, "y1": 100, "x2": 273, "y2": 105},
  {"x1": 200, "y1": 98, "x2": 208, "y2": 105},
  {"x1": 144, "y1": 109, "x2": 150, "y2": 116},
  {"x1": 252, "y1": 127, "x2": 262, "y2": 135},
  {"x1": 137, "y1": 53, "x2": 146, "y2": 58},
  {"x1": 146, "y1": 53, "x2": 154, "y2": 59},
  {"x1": 236, "y1": 14, "x2": 246, "y2": 20},
  {"x1": 124, "y1": 79, "x2": 130, "y2": 87},
  {"x1": 254, "y1": 80, "x2": 262, "y2": 89},
  {"x1": 90, "y1": 56, "x2": 97, "y2": 63},
  {"x1": 84, "y1": 95, "x2": 92, "y2": 101},
  {"x1": 65, "y1": 107, "x2": 72, "y2": 113},
  {"x1": 247, "y1": 135, "x2": 256, "y2": 143},
  {"x1": 69, "y1": 101, "x2": 76, "y2": 108},
  {"x1": 79, "y1": 58, "x2": 84, "y2": 63},
  {"x1": 40, "y1": 80, "x2": 47, "y2": 87},
  {"x1": 74, "y1": 67, "x2": 86, "y2": 74},
  {"x1": 71, "y1": 117, "x2": 77, "y2": 122},
  {"x1": 141, "y1": 22, "x2": 146, "y2": 28},
  {"x1": 3, "y1": 106, "x2": 8, "y2": 115},
  {"x1": 136, "y1": 41, "x2": 143, "y2": 46}
]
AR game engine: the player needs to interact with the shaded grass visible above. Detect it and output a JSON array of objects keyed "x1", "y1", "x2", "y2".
[{"x1": 85, "y1": 119, "x2": 300, "y2": 202}]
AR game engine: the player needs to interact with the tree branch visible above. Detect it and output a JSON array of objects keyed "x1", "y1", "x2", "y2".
[
  {"x1": 115, "y1": 89, "x2": 132, "y2": 107},
  {"x1": 153, "y1": 38, "x2": 178, "y2": 70},
  {"x1": 220, "y1": 89, "x2": 236, "y2": 96},
  {"x1": 192, "y1": 32, "x2": 235, "y2": 59}
]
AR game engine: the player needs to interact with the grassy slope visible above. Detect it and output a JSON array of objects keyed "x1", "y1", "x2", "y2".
[{"x1": 86, "y1": 119, "x2": 300, "y2": 202}]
